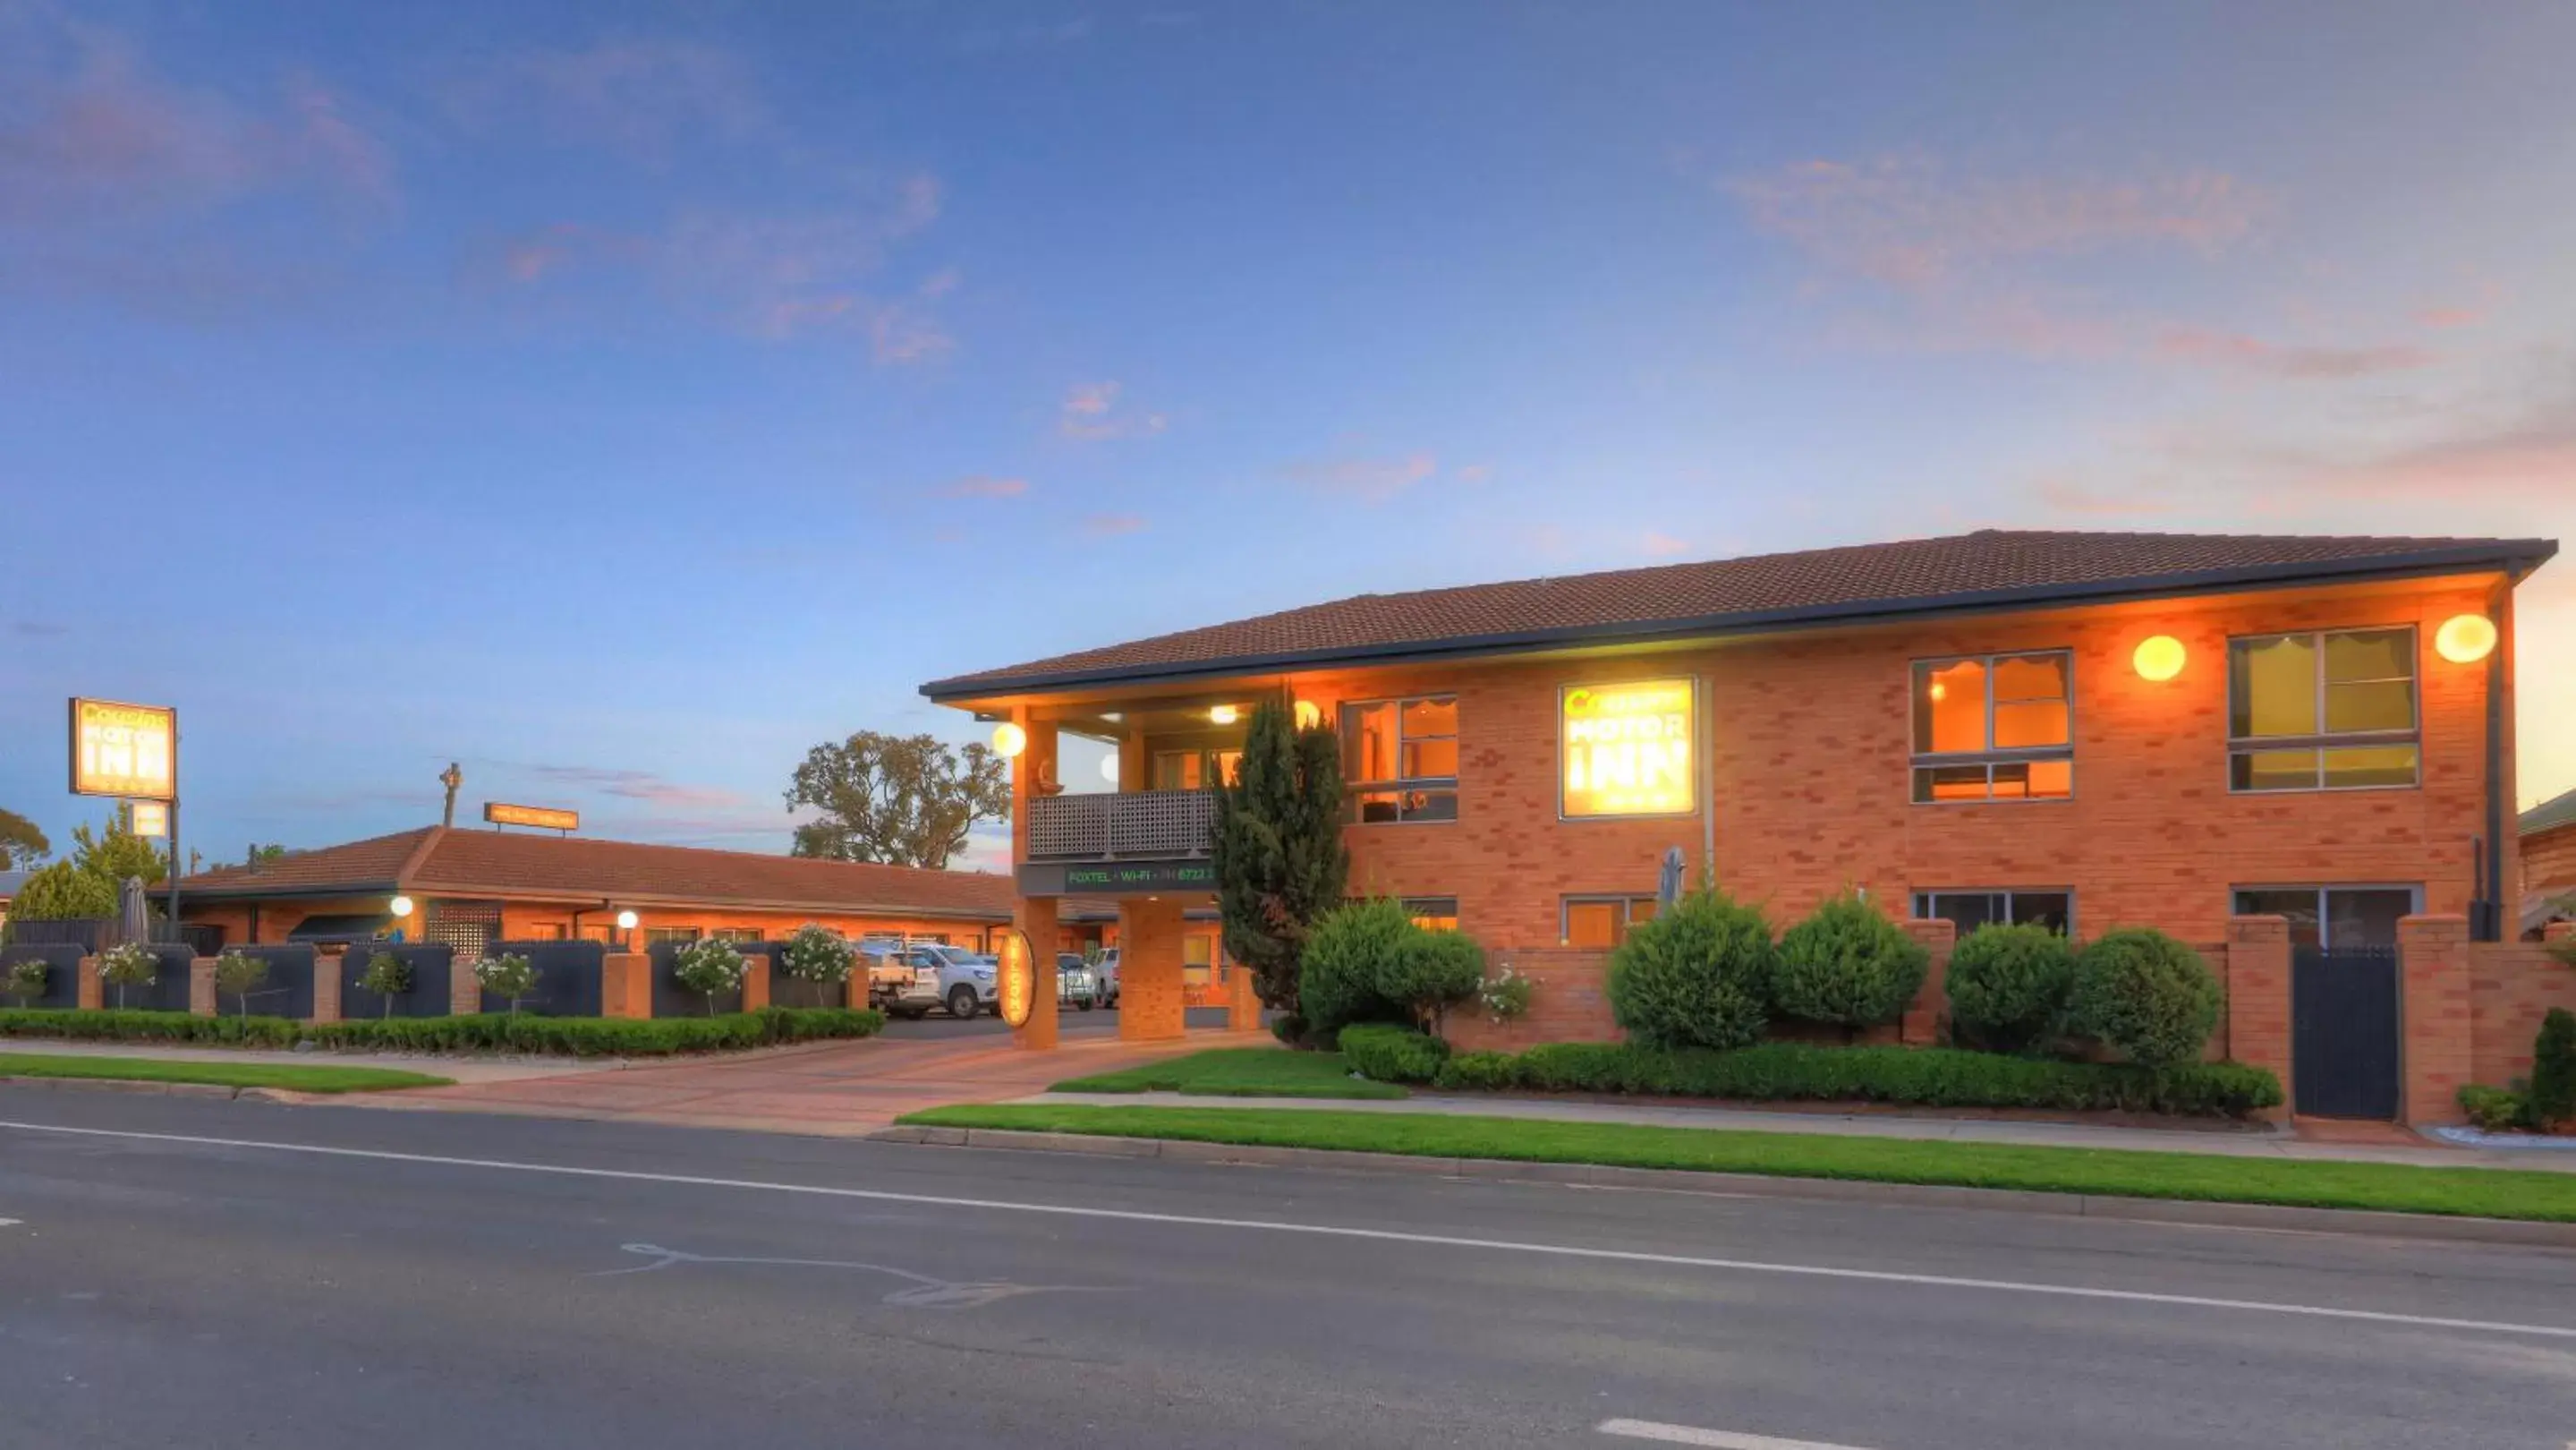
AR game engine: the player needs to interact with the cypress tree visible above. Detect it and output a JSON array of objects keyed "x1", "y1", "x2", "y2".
[{"x1": 1212, "y1": 698, "x2": 1349, "y2": 1014}]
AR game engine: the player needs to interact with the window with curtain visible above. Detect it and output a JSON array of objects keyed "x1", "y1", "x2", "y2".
[
  {"x1": 1341, "y1": 695, "x2": 1459, "y2": 823},
  {"x1": 1910, "y1": 651, "x2": 2074, "y2": 803},
  {"x1": 2227, "y1": 627, "x2": 2419, "y2": 791}
]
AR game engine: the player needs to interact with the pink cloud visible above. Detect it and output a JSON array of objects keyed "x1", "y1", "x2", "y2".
[
  {"x1": 526, "y1": 765, "x2": 748, "y2": 811},
  {"x1": 1059, "y1": 381, "x2": 1169, "y2": 440},
  {"x1": 917, "y1": 266, "x2": 963, "y2": 298},
  {"x1": 1082, "y1": 513, "x2": 1148, "y2": 536},
  {"x1": 933, "y1": 475, "x2": 1028, "y2": 499},
  {"x1": 2153, "y1": 327, "x2": 2435, "y2": 380},
  {"x1": 1640, "y1": 532, "x2": 1691, "y2": 558},
  {"x1": 444, "y1": 38, "x2": 768, "y2": 158},
  {"x1": 1284, "y1": 451, "x2": 1439, "y2": 501},
  {"x1": 1453, "y1": 463, "x2": 1494, "y2": 484}
]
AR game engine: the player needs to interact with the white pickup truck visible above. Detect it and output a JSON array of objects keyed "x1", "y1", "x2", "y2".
[{"x1": 863, "y1": 942, "x2": 996, "y2": 1020}]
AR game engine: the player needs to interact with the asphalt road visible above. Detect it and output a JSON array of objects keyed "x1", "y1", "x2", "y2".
[
  {"x1": 4, "y1": 1088, "x2": 2574, "y2": 1450},
  {"x1": 875, "y1": 1003, "x2": 1245, "y2": 1039}
]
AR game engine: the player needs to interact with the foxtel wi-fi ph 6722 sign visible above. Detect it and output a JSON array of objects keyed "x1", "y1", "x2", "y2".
[{"x1": 69, "y1": 698, "x2": 176, "y2": 801}]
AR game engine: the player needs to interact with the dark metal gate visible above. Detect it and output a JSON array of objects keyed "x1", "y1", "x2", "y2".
[{"x1": 2291, "y1": 945, "x2": 2401, "y2": 1120}]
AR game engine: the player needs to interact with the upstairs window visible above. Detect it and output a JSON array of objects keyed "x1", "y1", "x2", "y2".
[
  {"x1": 1911, "y1": 651, "x2": 2074, "y2": 803},
  {"x1": 2227, "y1": 627, "x2": 2419, "y2": 791},
  {"x1": 1151, "y1": 748, "x2": 1242, "y2": 790},
  {"x1": 1342, "y1": 695, "x2": 1458, "y2": 823}
]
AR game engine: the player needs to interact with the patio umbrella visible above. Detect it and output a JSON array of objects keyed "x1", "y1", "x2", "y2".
[
  {"x1": 1656, "y1": 847, "x2": 1686, "y2": 910},
  {"x1": 117, "y1": 875, "x2": 149, "y2": 948}
]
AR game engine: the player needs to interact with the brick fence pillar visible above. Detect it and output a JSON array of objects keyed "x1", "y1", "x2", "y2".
[
  {"x1": 2224, "y1": 916, "x2": 2291, "y2": 1119},
  {"x1": 1227, "y1": 962, "x2": 1262, "y2": 1034},
  {"x1": 189, "y1": 959, "x2": 217, "y2": 1018},
  {"x1": 311, "y1": 949, "x2": 343, "y2": 1024},
  {"x1": 2399, "y1": 914, "x2": 2475, "y2": 1126},
  {"x1": 76, "y1": 956, "x2": 101, "y2": 1011},
  {"x1": 450, "y1": 954, "x2": 481, "y2": 1016},
  {"x1": 741, "y1": 954, "x2": 770, "y2": 1012},
  {"x1": 1900, "y1": 918, "x2": 1955, "y2": 1045},
  {"x1": 602, "y1": 953, "x2": 651, "y2": 1019},
  {"x1": 1118, "y1": 896, "x2": 1188, "y2": 1043}
]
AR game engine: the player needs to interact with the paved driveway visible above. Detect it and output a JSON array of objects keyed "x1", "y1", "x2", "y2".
[
  {"x1": 876, "y1": 1004, "x2": 1250, "y2": 1040},
  {"x1": 368, "y1": 1027, "x2": 1234, "y2": 1137}
]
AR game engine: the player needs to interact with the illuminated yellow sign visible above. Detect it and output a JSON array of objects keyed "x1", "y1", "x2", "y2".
[
  {"x1": 995, "y1": 927, "x2": 1036, "y2": 1028},
  {"x1": 1561, "y1": 678, "x2": 1696, "y2": 817},
  {"x1": 485, "y1": 802, "x2": 581, "y2": 832},
  {"x1": 70, "y1": 698, "x2": 176, "y2": 800},
  {"x1": 129, "y1": 802, "x2": 169, "y2": 838}
]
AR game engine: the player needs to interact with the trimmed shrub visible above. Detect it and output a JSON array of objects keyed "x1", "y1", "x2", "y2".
[
  {"x1": 1945, "y1": 924, "x2": 2077, "y2": 1054},
  {"x1": 1605, "y1": 888, "x2": 1775, "y2": 1050},
  {"x1": 1270, "y1": 1012, "x2": 1308, "y2": 1047},
  {"x1": 1432, "y1": 1050, "x2": 1520, "y2": 1092},
  {"x1": 2068, "y1": 928, "x2": 2220, "y2": 1069},
  {"x1": 1339, "y1": 1023, "x2": 1451, "y2": 1084},
  {"x1": 1446, "y1": 1040, "x2": 2279, "y2": 1119},
  {"x1": 779, "y1": 925, "x2": 855, "y2": 1008},
  {"x1": 1387, "y1": 929, "x2": 1485, "y2": 1032},
  {"x1": 307, "y1": 1006, "x2": 882, "y2": 1056},
  {"x1": 98, "y1": 942, "x2": 157, "y2": 1010},
  {"x1": 3, "y1": 959, "x2": 47, "y2": 1008},
  {"x1": 2458, "y1": 1084, "x2": 2529, "y2": 1133},
  {"x1": 1772, "y1": 891, "x2": 1927, "y2": 1038},
  {"x1": 0, "y1": 1009, "x2": 302, "y2": 1046},
  {"x1": 358, "y1": 951, "x2": 414, "y2": 1019},
  {"x1": 1299, "y1": 898, "x2": 1416, "y2": 1035},
  {"x1": 2529, "y1": 1008, "x2": 2576, "y2": 1129},
  {"x1": 474, "y1": 952, "x2": 540, "y2": 1013},
  {"x1": 212, "y1": 951, "x2": 268, "y2": 1018}
]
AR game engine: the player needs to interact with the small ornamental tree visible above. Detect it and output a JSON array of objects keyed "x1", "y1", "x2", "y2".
[
  {"x1": 672, "y1": 940, "x2": 746, "y2": 1016},
  {"x1": 1212, "y1": 697, "x2": 1350, "y2": 1017},
  {"x1": 1772, "y1": 891, "x2": 1928, "y2": 1041},
  {"x1": 2529, "y1": 1008, "x2": 2576, "y2": 1130},
  {"x1": 2068, "y1": 928, "x2": 2221, "y2": 1069},
  {"x1": 98, "y1": 941, "x2": 157, "y2": 1009},
  {"x1": 1944, "y1": 923, "x2": 2077, "y2": 1054},
  {"x1": 212, "y1": 951, "x2": 269, "y2": 1019},
  {"x1": 474, "y1": 952, "x2": 540, "y2": 1015},
  {"x1": 1387, "y1": 927, "x2": 1484, "y2": 1036},
  {"x1": 360, "y1": 951, "x2": 414, "y2": 1019},
  {"x1": 3, "y1": 957, "x2": 47, "y2": 1007},
  {"x1": 8, "y1": 860, "x2": 116, "y2": 925},
  {"x1": 1606, "y1": 887, "x2": 1777, "y2": 1050},
  {"x1": 780, "y1": 925, "x2": 854, "y2": 1008}
]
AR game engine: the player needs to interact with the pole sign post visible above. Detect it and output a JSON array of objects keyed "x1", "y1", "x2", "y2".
[
  {"x1": 69, "y1": 697, "x2": 181, "y2": 935},
  {"x1": 994, "y1": 927, "x2": 1036, "y2": 1028},
  {"x1": 129, "y1": 801, "x2": 169, "y2": 838}
]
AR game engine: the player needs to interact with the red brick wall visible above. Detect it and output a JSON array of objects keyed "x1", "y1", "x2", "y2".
[
  {"x1": 2526, "y1": 823, "x2": 2576, "y2": 899},
  {"x1": 1118, "y1": 897, "x2": 1188, "y2": 1041},
  {"x1": 2400, "y1": 915, "x2": 2477, "y2": 1124},
  {"x1": 2469, "y1": 928, "x2": 2576, "y2": 1089},
  {"x1": 1445, "y1": 947, "x2": 1613, "y2": 1053}
]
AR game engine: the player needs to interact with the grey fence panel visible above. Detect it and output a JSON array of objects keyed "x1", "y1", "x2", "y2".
[
  {"x1": 217, "y1": 944, "x2": 316, "y2": 1019},
  {"x1": 340, "y1": 944, "x2": 455, "y2": 1019},
  {"x1": 648, "y1": 941, "x2": 748, "y2": 1018},
  {"x1": 483, "y1": 942, "x2": 602, "y2": 1017},
  {"x1": 93, "y1": 944, "x2": 193, "y2": 1011},
  {"x1": 0, "y1": 943, "x2": 83, "y2": 1010}
]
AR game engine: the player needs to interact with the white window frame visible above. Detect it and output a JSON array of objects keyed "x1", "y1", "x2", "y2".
[
  {"x1": 2225, "y1": 626, "x2": 2421, "y2": 794},
  {"x1": 1340, "y1": 695, "x2": 1459, "y2": 824},
  {"x1": 1909, "y1": 649, "x2": 2076, "y2": 805}
]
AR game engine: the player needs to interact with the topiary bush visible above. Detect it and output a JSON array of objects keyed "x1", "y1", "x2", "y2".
[
  {"x1": 2458, "y1": 1083, "x2": 2529, "y2": 1133},
  {"x1": 1433, "y1": 1050, "x2": 1521, "y2": 1091},
  {"x1": 669, "y1": 940, "x2": 745, "y2": 1016},
  {"x1": 98, "y1": 941, "x2": 157, "y2": 1010},
  {"x1": 212, "y1": 951, "x2": 269, "y2": 1019},
  {"x1": 1339, "y1": 1022, "x2": 1451, "y2": 1084},
  {"x1": 1771, "y1": 890, "x2": 1927, "y2": 1040},
  {"x1": 779, "y1": 925, "x2": 855, "y2": 1008},
  {"x1": 358, "y1": 951, "x2": 414, "y2": 1019},
  {"x1": 1298, "y1": 898, "x2": 1416, "y2": 1036},
  {"x1": 1386, "y1": 928, "x2": 1485, "y2": 1033},
  {"x1": 472, "y1": 952, "x2": 540, "y2": 1014},
  {"x1": 2529, "y1": 1008, "x2": 2576, "y2": 1129},
  {"x1": 1604, "y1": 887, "x2": 1775, "y2": 1050},
  {"x1": 1945, "y1": 923, "x2": 2077, "y2": 1053},
  {"x1": 3, "y1": 959, "x2": 47, "y2": 1008},
  {"x1": 2068, "y1": 928, "x2": 2221, "y2": 1069}
]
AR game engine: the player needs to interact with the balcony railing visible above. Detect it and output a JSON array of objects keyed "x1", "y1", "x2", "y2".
[{"x1": 1026, "y1": 790, "x2": 1218, "y2": 862}]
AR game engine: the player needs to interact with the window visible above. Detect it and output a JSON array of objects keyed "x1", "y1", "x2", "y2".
[
  {"x1": 643, "y1": 926, "x2": 701, "y2": 945},
  {"x1": 2232, "y1": 885, "x2": 2419, "y2": 950},
  {"x1": 1183, "y1": 934, "x2": 1214, "y2": 986},
  {"x1": 2228, "y1": 627, "x2": 2419, "y2": 791},
  {"x1": 1563, "y1": 895, "x2": 1659, "y2": 948},
  {"x1": 1911, "y1": 652, "x2": 2073, "y2": 803},
  {"x1": 1402, "y1": 897, "x2": 1459, "y2": 932},
  {"x1": 1342, "y1": 695, "x2": 1458, "y2": 823},
  {"x1": 711, "y1": 927, "x2": 767, "y2": 944},
  {"x1": 1913, "y1": 890, "x2": 2074, "y2": 936},
  {"x1": 1152, "y1": 748, "x2": 1244, "y2": 790}
]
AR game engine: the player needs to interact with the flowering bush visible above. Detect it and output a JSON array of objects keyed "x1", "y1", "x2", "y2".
[
  {"x1": 360, "y1": 951, "x2": 415, "y2": 1019},
  {"x1": 672, "y1": 939, "x2": 747, "y2": 1016},
  {"x1": 779, "y1": 925, "x2": 854, "y2": 1007},
  {"x1": 212, "y1": 951, "x2": 269, "y2": 1019},
  {"x1": 1475, "y1": 964, "x2": 1534, "y2": 1024},
  {"x1": 98, "y1": 942, "x2": 157, "y2": 1009},
  {"x1": 3, "y1": 958, "x2": 47, "y2": 1007},
  {"x1": 474, "y1": 952, "x2": 540, "y2": 1014}
]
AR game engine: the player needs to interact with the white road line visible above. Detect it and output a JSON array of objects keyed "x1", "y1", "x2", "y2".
[
  {"x1": 2, "y1": 1118, "x2": 2569, "y2": 1342},
  {"x1": 0, "y1": 1218, "x2": 21, "y2": 1228},
  {"x1": 1599, "y1": 1420, "x2": 1875, "y2": 1450}
]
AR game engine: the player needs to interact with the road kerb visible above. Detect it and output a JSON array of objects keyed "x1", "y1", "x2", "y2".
[
  {"x1": 0, "y1": 1076, "x2": 242, "y2": 1100},
  {"x1": 869, "y1": 1125, "x2": 2576, "y2": 1249}
]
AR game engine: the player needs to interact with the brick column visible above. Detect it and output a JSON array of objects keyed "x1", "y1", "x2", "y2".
[
  {"x1": 311, "y1": 948, "x2": 343, "y2": 1024},
  {"x1": 1118, "y1": 896, "x2": 1188, "y2": 1042},
  {"x1": 189, "y1": 959, "x2": 217, "y2": 1018},
  {"x1": 843, "y1": 966, "x2": 871, "y2": 1012},
  {"x1": 450, "y1": 953, "x2": 481, "y2": 1016},
  {"x1": 602, "y1": 953, "x2": 651, "y2": 1019},
  {"x1": 741, "y1": 954, "x2": 769, "y2": 1011},
  {"x1": 2399, "y1": 914, "x2": 2475, "y2": 1126},
  {"x1": 1013, "y1": 896, "x2": 1060, "y2": 1051},
  {"x1": 1227, "y1": 960, "x2": 1263, "y2": 1034},
  {"x1": 77, "y1": 956, "x2": 101, "y2": 1011},
  {"x1": 2224, "y1": 916, "x2": 2291, "y2": 1118},
  {"x1": 1899, "y1": 918, "x2": 1955, "y2": 1045}
]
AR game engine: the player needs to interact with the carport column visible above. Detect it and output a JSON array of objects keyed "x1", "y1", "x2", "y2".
[
  {"x1": 1014, "y1": 895, "x2": 1060, "y2": 1051},
  {"x1": 1117, "y1": 897, "x2": 1188, "y2": 1042},
  {"x1": 2224, "y1": 916, "x2": 2291, "y2": 1119},
  {"x1": 2397, "y1": 914, "x2": 2473, "y2": 1126}
]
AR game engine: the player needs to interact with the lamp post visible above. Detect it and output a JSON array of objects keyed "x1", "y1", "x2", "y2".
[
  {"x1": 616, "y1": 908, "x2": 640, "y2": 951},
  {"x1": 389, "y1": 895, "x2": 414, "y2": 944}
]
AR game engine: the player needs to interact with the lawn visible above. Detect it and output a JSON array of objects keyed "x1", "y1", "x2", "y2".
[
  {"x1": 1051, "y1": 1048, "x2": 1407, "y2": 1100},
  {"x1": 0, "y1": 1053, "x2": 451, "y2": 1094},
  {"x1": 900, "y1": 1103, "x2": 2576, "y2": 1224}
]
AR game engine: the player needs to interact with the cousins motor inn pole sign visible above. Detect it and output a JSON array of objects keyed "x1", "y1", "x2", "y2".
[{"x1": 70, "y1": 698, "x2": 176, "y2": 801}]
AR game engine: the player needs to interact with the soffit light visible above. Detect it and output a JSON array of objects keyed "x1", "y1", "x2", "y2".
[
  {"x1": 2133, "y1": 635, "x2": 2187, "y2": 682},
  {"x1": 389, "y1": 895, "x2": 414, "y2": 918},
  {"x1": 2435, "y1": 613, "x2": 2498, "y2": 664},
  {"x1": 616, "y1": 909, "x2": 640, "y2": 930},
  {"x1": 1209, "y1": 704, "x2": 1239, "y2": 725},
  {"x1": 991, "y1": 721, "x2": 1028, "y2": 758}
]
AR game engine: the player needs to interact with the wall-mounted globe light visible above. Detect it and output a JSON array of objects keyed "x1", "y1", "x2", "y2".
[
  {"x1": 2133, "y1": 635, "x2": 2187, "y2": 682},
  {"x1": 1100, "y1": 755, "x2": 1120, "y2": 784},
  {"x1": 991, "y1": 721, "x2": 1028, "y2": 757},
  {"x1": 2435, "y1": 613, "x2": 2498, "y2": 664}
]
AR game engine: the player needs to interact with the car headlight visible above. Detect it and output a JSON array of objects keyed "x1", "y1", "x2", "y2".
[{"x1": 972, "y1": 968, "x2": 994, "y2": 980}]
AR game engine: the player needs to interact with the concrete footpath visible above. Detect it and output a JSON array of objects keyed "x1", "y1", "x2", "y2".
[{"x1": 1028, "y1": 1088, "x2": 2576, "y2": 1174}]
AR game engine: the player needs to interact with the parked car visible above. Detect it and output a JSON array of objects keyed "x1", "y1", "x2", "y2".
[
  {"x1": 861, "y1": 942, "x2": 996, "y2": 1019},
  {"x1": 1090, "y1": 948, "x2": 1120, "y2": 1008},
  {"x1": 1056, "y1": 954, "x2": 1099, "y2": 1011}
]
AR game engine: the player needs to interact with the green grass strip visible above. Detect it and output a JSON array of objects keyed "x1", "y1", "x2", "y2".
[
  {"x1": 0, "y1": 1053, "x2": 450, "y2": 1094},
  {"x1": 901, "y1": 1103, "x2": 2576, "y2": 1224},
  {"x1": 1050, "y1": 1048, "x2": 1407, "y2": 1100}
]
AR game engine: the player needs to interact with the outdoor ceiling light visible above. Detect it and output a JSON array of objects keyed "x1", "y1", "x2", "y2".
[
  {"x1": 389, "y1": 895, "x2": 414, "y2": 918},
  {"x1": 990, "y1": 721, "x2": 1028, "y2": 758},
  {"x1": 2133, "y1": 635, "x2": 2187, "y2": 682},
  {"x1": 2436, "y1": 613, "x2": 2498, "y2": 664},
  {"x1": 1100, "y1": 755, "x2": 1120, "y2": 784},
  {"x1": 1209, "y1": 704, "x2": 1239, "y2": 725}
]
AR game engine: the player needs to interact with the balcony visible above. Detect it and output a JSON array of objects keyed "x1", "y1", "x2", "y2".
[{"x1": 1026, "y1": 790, "x2": 1218, "y2": 863}]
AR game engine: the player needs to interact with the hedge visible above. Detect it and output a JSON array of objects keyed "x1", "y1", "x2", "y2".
[
  {"x1": 1410, "y1": 1040, "x2": 2281, "y2": 1119},
  {"x1": 0, "y1": 1005, "x2": 883, "y2": 1056},
  {"x1": 1336, "y1": 1023, "x2": 1450, "y2": 1085}
]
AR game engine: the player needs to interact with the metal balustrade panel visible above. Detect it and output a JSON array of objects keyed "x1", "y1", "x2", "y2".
[{"x1": 1026, "y1": 790, "x2": 1216, "y2": 860}]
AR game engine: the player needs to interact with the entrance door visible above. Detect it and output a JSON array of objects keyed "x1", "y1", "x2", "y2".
[{"x1": 2290, "y1": 944, "x2": 2401, "y2": 1119}]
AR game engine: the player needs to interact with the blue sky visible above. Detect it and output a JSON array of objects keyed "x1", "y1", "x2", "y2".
[{"x1": 4, "y1": 0, "x2": 2572, "y2": 871}]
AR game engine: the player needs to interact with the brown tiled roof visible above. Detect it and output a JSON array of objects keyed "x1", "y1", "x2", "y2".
[
  {"x1": 924, "y1": 528, "x2": 2555, "y2": 698},
  {"x1": 180, "y1": 827, "x2": 1016, "y2": 920}
]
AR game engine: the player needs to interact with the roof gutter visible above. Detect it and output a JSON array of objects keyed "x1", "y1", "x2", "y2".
[{"x1": 922, "y1": 542, "x2": 2557, "y2": 702}]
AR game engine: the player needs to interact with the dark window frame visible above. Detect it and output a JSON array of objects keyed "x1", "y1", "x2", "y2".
[
  {"x1": 1341, "y1": 695, "x2": 1460, "y2": 824},
  {"x1": 1909, "y1": 649, "x2": 2076, "y2": 805},
  {"x1": 1560, "y1": 893, "x2": 1660, "y2": 947},
  {"x1": 1911, "y1": 889, "x2": 2077, "y2": 937},
  {"x1": 2230, "y1": 883, "x2": 2422, "y2": 950}
]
